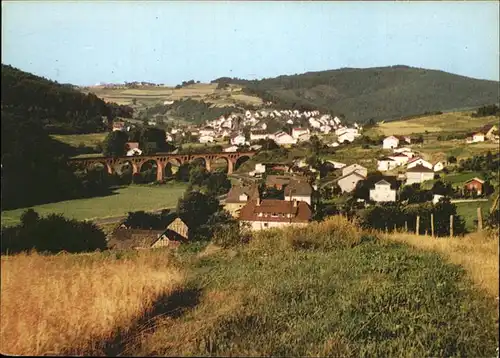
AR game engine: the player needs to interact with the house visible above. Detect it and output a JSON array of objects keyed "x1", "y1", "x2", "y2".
[
  {"x1": 284, "y1": 181, "x2": 313, "y2": 205},
  {"x1": 108, "y1": 217, "x2": 189, "y2": 250},
  {"x1": 199, "y1": 135, "x2": 215, "y2": 144},
  {"x1": 274, "y1": 131, "x2": 297, "y2": 146},
  {"x1": 377, "y1": 157, "x2": 399, "y2": 171},
  {"x1": 223, "y1": 145, "x2": 239, "y2": 153},
  {"x1": 337, "y1": 171, "x2": 366, "y2": 193},
  {"x1": 342, "y1": 164, "x2": 367, "y2": 178},
  {"x1": 297, "y1": 132, "x2": 311, "y2": 142},
  {"x1": 383, "y1": 136, "x2": 399, "y2": 149},
  {"x1": 369, "y1": 180, "x2": 396, "y2": 202},
  {"x1": 481, "y1": 124, "x2": 498, "y2": 139},
  {"x1": 338, "y1": 132, "x2": 356, "y2": 143},
  {"x1": 250, "y1": 130, "x2": 273, "y2": 141},
  {"x1": 199, "y1": 127, "x2": 215, "y2": 137},
  {"x1": 433, "y1": 161, "x2": 445, "y2": 172},
  {"x1": 388, "y1": 153, "x2": 410, "y2": 166},
  {"x1": 126, "y1": 148, "x2": 142, "y2": 156},
  {"x1": 393, "y1": 147, "x2": 412, "y2": 154},
  {"x1": 125, "y1": 142, "x2": 139, "y2": 151},
  {"x1": 432, "y1": 194, "x2": 444, "y2": 204},
  {"x1": 266, "y1": 174, "x2": 306, "y2": 190},
  {"x1": 464, "y1": 177, "x2": 485, "y2": 195},
  {"x1": 405, "y1": 164, "x2": 435, "y2": 185},
  {"x1": 238, "y1": 198, "x2": 312, "y2": 231},
  {"x1": 292, "y1": 127, "x2": 310, "y2": 139},
  {"x1": 230, "y1": 133, "x2": 246, "y2": 146},
  {"x1": 407, "y1": 157, "x2": 433, "y2": 170},
  {"x1": 224, "y1": 184, "x2": 260, "y2": 217},
  {"x1": 112, "y1": 121, "x2": 126, "y2": 132},
  {"x1": 325, "y1": 160, "x2": 346, "y2": 169},
  {"x1": 472, "y1": 132, "x2": 485, "y2": 143}
]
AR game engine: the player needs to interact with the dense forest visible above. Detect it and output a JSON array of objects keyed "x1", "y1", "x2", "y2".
[
  {"x1": 1, "y1": 65, "x2": 122, "y2": 209},
  {"x1": 1, "y1": 64, "x2": 133, "y2": 134},
  {"x1": 213, "y1": 65, "x2": 500, "y2": 123}
]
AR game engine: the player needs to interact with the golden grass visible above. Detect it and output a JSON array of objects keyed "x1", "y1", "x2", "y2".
[
  {"x1": 383, "y1": 230, "x2": 499, "y2": 298},
  {"x1": 0, "y1": 250, "x2": 184, "y2": 356}
]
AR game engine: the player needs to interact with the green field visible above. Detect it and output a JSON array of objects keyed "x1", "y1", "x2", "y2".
[
  {"x1": 455, "y1": 198, "x2": 493, "y2": 232},
  {"x1": 1, "y1": 184, "x2": 187, "y2": 227},
  {"x1": 51, "y1": 133, "x2": 107, "y2": 148}
]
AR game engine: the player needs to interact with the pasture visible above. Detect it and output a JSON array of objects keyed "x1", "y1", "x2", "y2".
[
  {"x1": 373, "y1": 111, "x2": 497, "y2": 136},
  {"x1": 1, "y1": 184, "x2": 187, "y2": 227},
  {"x1": 51, "y1": 132, "x2": 107, "y2": 148}
]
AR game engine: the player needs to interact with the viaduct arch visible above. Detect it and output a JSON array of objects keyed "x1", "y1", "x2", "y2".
[{"x1": 68, "y1": 151, "x2": 256, "y2": 181}]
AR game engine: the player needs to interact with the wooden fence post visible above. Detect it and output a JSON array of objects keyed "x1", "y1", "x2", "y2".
[
  {"x1": 425, "y1": 229, "x2": 428, "y2": 236},
  {"x1": 393, "y1": 224, "x2": 397, "y2": 233},
  {"x1": 404, "y1": 221, "x2": 408, "y2": 232},
  {"x1": 431, "y1": 213, "x2": 435, "y2": 237},
  {"x1": 477, "y1": 207, "x2": 483, "y2": 231},
  {"x1": 450, "y1": 215, "x2": 454, "y2": 237},
  {"x1": 416, "y1": 216, "x2": 420, "y2": 235}
]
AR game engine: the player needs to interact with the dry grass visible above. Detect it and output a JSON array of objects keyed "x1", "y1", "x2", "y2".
[
  {"x1": 383, "y1": 230, "x2": 499, "y2": 298},
  {"x1": 0, "y1": 250, "x2": 184, "y2": 356}
]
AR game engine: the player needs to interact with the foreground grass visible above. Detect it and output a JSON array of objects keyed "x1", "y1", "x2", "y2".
[
  {"x1": 0, "y1": 250, "x2": 184, "y2": 355},
  {"x1": 383, "y1": 230, "x2": 499, "y2": 298},
  {"x1": 1, "y1": 184, "x2": 187, "y2": 227},
  {"x1": 128, "y1": 217, "x2": 498, "y2": 357}
]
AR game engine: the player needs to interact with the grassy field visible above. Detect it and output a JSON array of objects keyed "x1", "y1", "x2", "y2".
[
  {"x1": 1, "y1": 217, "x2": 497, "y2": 356},
  {"x1": 372, "y1": 111, "x2": 498, "y2": 136},
  {"x1": 51, "y1": 133, "x2": 107, "y2": 148},
  {"x1": 1, "y1": 184, "x2": 187, "y2": 227},
  {"x1": 455, "y1": 198, "x2": 493, "y2": 232},
  {"x1": 0, "y1": 250, "x2": 184, "y2": 355}
]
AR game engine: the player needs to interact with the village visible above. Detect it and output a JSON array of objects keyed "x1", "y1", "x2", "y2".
[{"x1": 104, "y1": 105, "x2": 499, "y2": 248}]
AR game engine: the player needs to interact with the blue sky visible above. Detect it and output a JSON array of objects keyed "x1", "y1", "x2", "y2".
[{"x1": 2, "y1": 1, "x2": 499, "y2": 86}]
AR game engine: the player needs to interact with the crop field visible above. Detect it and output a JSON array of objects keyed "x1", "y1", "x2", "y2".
[
  {"x1": 1, "y1": 184, "x2": 187, "y2": 227},
  {"x1": 51, "y1": 132, "x2": 107, "y2": 148},
  {"x1": 373, "y1": 112, "x2": 498, "y2": 136}
]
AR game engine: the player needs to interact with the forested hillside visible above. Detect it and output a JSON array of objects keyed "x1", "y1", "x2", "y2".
[
  {"x1": 214, "y1": 65, "x2": 499, "y2": 123},
  {"x1": 1, "y1": 64, "x2": 133, "y2": 134}
]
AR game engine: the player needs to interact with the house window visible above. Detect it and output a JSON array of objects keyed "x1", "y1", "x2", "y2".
[{"x1": 263, "y1": 223, "x2": 269, "y2": 227}]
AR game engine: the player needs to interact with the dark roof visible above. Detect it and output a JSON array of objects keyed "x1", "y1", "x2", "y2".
[
  {"x1": 239, "y1": 199, "x2": 312, "y2": 223},
  {"x1": 226, "y1": 184, "x2": 259, "y2": 203},
  {"x1": 375, "y1": 179, "x2": 391, "y2": 186},
  {"x1": 108, "y1": 228, "x2": 165, "y2": 250},
  {"x1": 406, "y1": 164, "x2": 434, "y2": 173},
  {"x1": 284, "y1": 181, "x2": 313, "y2": 196},
  {"x1": 379, "y1": 156, "x2": 395, "y2": 161},
  {"x1": 337, "y1": 171, "x2": 366, "y2": 182},
  {"x1": 266, "y1": 175, "x2": 305, "y2": 186}
]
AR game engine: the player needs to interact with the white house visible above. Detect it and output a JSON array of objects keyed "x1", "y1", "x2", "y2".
[
  {"x1": 309, "y1": 118, "x2": 321, "y2": 129},
  {"x1": 230, "y1": 134, "x2": 246, "y2": 146},
  {"x1": 284, "y1": 181, "x2": 313, "y2": 206},
  {"x1": 199, "y1": 135, "x2": 215, "y2": 144},
  {"x1": 369, "y1": 180, "x2": 396, "y2": 202},
  {"x1": 383, "y1": 136, "x2": 400, "y2": 149},
  {"x1": 250, "y1": 130, "x2": 273, "y2": 141},
  {"x1": 432, "y1": 194, "x2": 444, "y2": 204},
  {"x1": 337, "y1": 171, "x2": 366, "y2": 193},
  {"x1": 165, "y1": 134, "x2": 173, "y2": 142},
  {"x1": 249, "y1": 163, "x2": 266, "y2": 177},
  {"x1": 388, "y1": 153, "x2": 410, "y2": 166},
  {"x1": 406, "y1": 164, "x2": 435, "y2": 185},
  {"x1": 407, "y1": 157, "x2": 433, "y2": 170},
  {"x1": 472, "y1": 132, "x2": 485, "y2": 143},
  {"x1": 223, "y1": 145, "x2": 239, "y2": 153},
  {"x1": 342, "y1": 164, "x2": 368, "y2": 178},
  {"x1": 292, "y1": 127, "x2": 310, "y2": 139},
  {"x1": 297, "y1": 132, "x2": 311, "y2": 142},
  {"x1": 274, "y1": 131, "x2": 297, "y2": 146},
  {"x1": 320, "y1": 125, "x2": 332, "y2": 134},
  {"x1": 126, "y1": 148, "x2": 142, "y2": 156},
  {"x1": 326, "y1": 160, "x2": 346, "y2": 169},
  {"x1": 199, "y1": 127, "x2": 215, "y2": 137},
  {"x1": 377, "y1": 157, "x2": 399, "y2": 172},
  {"x1": 338, "y1": 132, "x2": 356, "y2": 143},
  {"x1": 433, "y1": 161, "x2": 445, "y2": 172}
]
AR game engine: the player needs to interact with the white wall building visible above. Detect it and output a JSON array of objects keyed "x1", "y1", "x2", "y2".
[
  {"x1": 274, "y1": 131, "x2": 297, "y2": 146},
  {"x1": 378, "y1": 157, "x2": 399, "y2": 171},
  {"x1": 406, "y1": 165, "x2": 435, "y2": 185},
  {"x1": 230, "y1": 134, "x2": 246, "y2": 146},
  {"x1": 407, "y1": 158, "x2": 433, "y2": 170},
  {"x1": 383, "y1": 136, "x2": 400, "y2": 149},
  {"x1": 199, "y1": 135, "x2": 215, "y2": 144},
  {"x1": 342, "y1": 164, "x2": 368, "y2": 178},
  {"x1": 369, "y1": 180, "x2": 396, "y2": 202},
  {"x1": 292, "y1": 127, "x2": 310, "y2": 139}
]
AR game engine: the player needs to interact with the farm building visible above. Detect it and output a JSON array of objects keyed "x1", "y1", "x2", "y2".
[{"x1": 464, "y1": 178, "x2": 485, "y2": 195}]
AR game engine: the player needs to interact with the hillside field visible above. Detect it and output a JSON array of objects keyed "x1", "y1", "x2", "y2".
[
  {"x1": 2, "y1": 217, "x2": 497, "y2": 356},
  {"x1": 0, "y1": 184, "x2": 187, "y2": 227},
  {"x1": 51, "y1": 132, "x2": 107, "y2": 148}
]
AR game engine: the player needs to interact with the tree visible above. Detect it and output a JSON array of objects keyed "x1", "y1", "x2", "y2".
[
  {"x1": 176, "y1": 191, "x2": 220, "y2": 238},
  {"x1": 20, "y1": 209, "x2": 40, "y2": 228},
  {"x1": 204, "y1": 172, "x2": 231, "y2": 196},
  {"x1": 103, "y1": 130, "x2": 128, "y2": 156},
  {"x1": 447, "y1": 156, "x2": 457, "y2": 164}
]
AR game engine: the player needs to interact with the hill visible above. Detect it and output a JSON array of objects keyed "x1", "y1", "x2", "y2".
[
  {"x1": 1, "y1": 64, "x2": 133, "y2": 134},
  {"x1": 214, "y1": 65, "x2": 499, "y2": 123}
]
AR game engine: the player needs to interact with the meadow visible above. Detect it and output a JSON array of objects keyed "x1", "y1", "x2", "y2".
[
  {"x1": 0, "y1": 184, "x2": 187, "y2": 227},
  {"x1": 1, "y1": 217, "x2": 497, "y2": 356},
  {"x1": 51, "y1": 132, "x2": 107, "y2": 148}
]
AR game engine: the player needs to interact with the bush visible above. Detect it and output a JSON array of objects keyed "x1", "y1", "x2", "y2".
[{"x1": 1, "y1": 211, "x2": 107, "y2": 254}]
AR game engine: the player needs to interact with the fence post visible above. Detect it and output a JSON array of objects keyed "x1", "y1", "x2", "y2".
[
  {"x1": 416, "y1": 216, "x2": 420, "y2": 235},
  {"x1": 431, "y1": 213, "x2": 435, "y2": 237},
  {"x1": 477, "y1": 207, "x2": 483, "y2": 231},
  {"x1": 425, "y1": 229, "x2": 428, "y2": 236},
  {"x1": 450, "y1": 215, "x2": 454, "y2": 237},
  {"x1": 393, "y1": 224, "x2": 397, "y2": 233},
  {"x1": 404, "y1": 221, "x2": 408, "y2": 232}
]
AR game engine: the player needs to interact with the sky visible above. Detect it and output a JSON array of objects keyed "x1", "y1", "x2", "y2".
[{"x1": 2, "y1": 1, "x2": 499, "y2": 86}]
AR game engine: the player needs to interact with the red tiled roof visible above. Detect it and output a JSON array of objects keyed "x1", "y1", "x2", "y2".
[
  {"x1": 226, "y1": 184, "x2": 260, "y2": 203},
  {"x1": 239, "y1": 199, "x2": 312, "y2": 223},
  {"x1": 465, "y1": 177, "x2": 485, "y2": 184}
]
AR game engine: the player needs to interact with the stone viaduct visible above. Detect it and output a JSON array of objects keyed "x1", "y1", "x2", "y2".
[{"x1": 67, "y1": 151, "x2": 256, "y2": 181}]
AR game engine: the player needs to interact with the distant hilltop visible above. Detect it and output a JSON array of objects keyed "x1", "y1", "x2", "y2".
[{"x1": 88, "y1": 81, "x2": 167, "y2": 89}]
